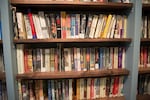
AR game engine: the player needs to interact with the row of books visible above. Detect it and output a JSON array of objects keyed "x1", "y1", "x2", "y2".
[
  {"x1": 18, "y1": 76, "x2": 124, "y2": 100},
  {"x1": 16, "y1": 45, "x2": 125, "y2": 73},
  {"x1": 142, "y1": 0, "x2": 150, "y2": 3},
  {"x1": 139, "y1": 46, "x2": 150, "y2": 68},
  {"x1": 138, "y1": 74, "x2": 150, "y2": 95},
  {"x1": 13, "y1": 10, "x2": 127, "y2": 39},
  {"x1": 142, "y1": 15, "x2": 150, "y2": 38}
]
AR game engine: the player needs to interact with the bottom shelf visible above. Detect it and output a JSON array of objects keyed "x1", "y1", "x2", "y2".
[{"x1": 137, "y1": 94, "x2": 150, "y2": 100}]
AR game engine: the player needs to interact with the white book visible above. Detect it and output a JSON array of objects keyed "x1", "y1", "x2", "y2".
[
  {"x1": 16, "y1": 12, "x2": 26, "y2": 39},
  {"x1": 40, "y1": 49, "x2": 45, "y2": 72},
  {"x1": 110, "y1": 16, "x2": 117, "y2": 38},
  {"x1": 64, "y1": 48, "x2": 71, "y2": 71},
  {"x1": 122, "y1": 0, "x2": 130, "y2": 3},
  {"x1": 69, "y1": 79, "x2": 73, "y2": 100},
  {"x1": 94, "y1": 78, "x2": 100, "y2": 99},
  {"x1": 38, "y1": 11, "x2": 49, "y2": 39},
  {"x1": 32, "y1": 14, "x2": 43, "y2": 39},
  {"x1": 122, "y1": 48, "x2": 126, "y2": 69},
  {"x1": 94, "y1": 14, "x2": 103, "y2": 38},
  {"x1": 114, "y1": 15, "x2": 122, "y2": 38},
  {"x1": 23, "y1": 15, "x2": 32, "y2": 39},
  {"x1": 87, "y1": 78, "x2": 91, "y2": 99},
  {"x1": 118, "y1": 77, "x2": 124, "y2": 96},
  {"x1": 45, "y1": 49, "x2": 50, "y2": 72},
  {"x1": 17, "y1": 44, "x2": 24, "y2": 74},
  {"x1": 77, "y1": 48, "x2": 81, "y2": 71},
  {"x1": 80, "y1": 79, "x2": 84, "y2": 100},
  {"x1": 89, "y1": 15, "x2": 98, "y2": 38},
  {"x1": 123, "y1": 16, "x2": 127, "y2": 38},
  {"x1": 114, "y1": 47, "x2": 118, "y2": 69},
  {"x1": 100, "y1": 78, "x2": 106, "y2": 98}
]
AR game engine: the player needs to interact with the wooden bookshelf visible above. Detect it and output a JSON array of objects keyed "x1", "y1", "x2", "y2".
[
  {"x1": 137, "y1": 94, "x2": 150, "y2": 100},
  {"x1": 139, "y1": 67, "x2": 150, "y2": 74},
  {"x1": 14, "y1": 38, "x2": 132, "y2": 47},
  {"x1": 11, "y1": 0, "x2": 132, "y2": 11},
  {"x1": 16, "y1": 69, "x2": 129, "y2": 79}
]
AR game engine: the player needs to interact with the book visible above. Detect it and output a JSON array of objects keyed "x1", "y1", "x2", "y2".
[
  {"x1": 89, "y1": 15, "x2": 98, "y2": 38},
  {"x1": 101, "y1": 14, "x2": 113, "y2": 38},
  {"x1": 61, "y1": 11, "x2": 66, "y2": 39},
  {"x1": 38, "y1": 11, "x2": 49, "y2": 39},
  {"x1": 23, "y1": 15, "x2": 32, "y2": 39},
  {"x1": 16, "y1": 12, "x2": 27, "y2": 39},
  {"x1": 27, "y1": 10, "x2": 37, "y2": 39},
  {"x1": 50, "y1": 13, "x2": 57, "y2": 38}
]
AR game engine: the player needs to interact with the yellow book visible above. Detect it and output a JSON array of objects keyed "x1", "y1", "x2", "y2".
[{"x1": 101, "y1": 14, "x2": 112, "y2": 38}]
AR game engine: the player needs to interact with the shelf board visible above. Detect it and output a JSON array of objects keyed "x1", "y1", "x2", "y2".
[
  {"x1": 137, "y1": 94, "x2": 150, "y2": 100},
  {"x1": 140, "y1": 38, "x2": 150, "y2": 45},
  {"x1": 14, "y1": 38, "x2": 132, "y2": 44},
  {"x1": 111, "y1": 69, "x2": 129, "y2": 76},
  {"x1": 10, "y1": 0, "x2": 132, "y2": 11},
  {"x1": 14, "y1": 38, "x2": 131, "y2": 48},
  {"x1": 142, "y1": 3, "x2": 150, "y2": 11},
  {"x1": 16, "y1": 69, "x2": 129, "y2": 79},
  {"x1": 141, "y1": 38, "x2": 150, "y2": 42},
  {"x1": 73, "y1": 96, "x2": 125, "y2": 100},
  {"x1": 97, "y1": 96, "x2": 125, "y2": 100},
  {"x1": 139, "y1": 67, "x2": 150, "y2": 74}
]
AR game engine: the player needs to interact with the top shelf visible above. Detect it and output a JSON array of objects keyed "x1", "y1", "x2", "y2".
[{"x1": 10, "y1": 0, "x2": 133, "y2": 11}]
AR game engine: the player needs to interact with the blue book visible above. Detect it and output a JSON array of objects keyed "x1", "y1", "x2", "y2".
[
  {"x1": 99, "y1": 48, "x2": 104, "y2": 69},
  {"x1": 0, "y1": 21, "x2": 2, "y2": 40},
  {"x1": 48, "y1": 80, "x2": 52, "y2": 100}
]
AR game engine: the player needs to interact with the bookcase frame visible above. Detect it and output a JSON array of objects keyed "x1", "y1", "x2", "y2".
[{"x1": 0, "y1": 0, "x2": 142, "y2": 100}]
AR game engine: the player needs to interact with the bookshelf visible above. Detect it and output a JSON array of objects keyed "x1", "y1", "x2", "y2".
[
  {"x1": 137, "y1": 2, "x2": 150, "y2": 100},
  {"x1": 0, "y1": 0, "x2": 142, "y2": 100}
]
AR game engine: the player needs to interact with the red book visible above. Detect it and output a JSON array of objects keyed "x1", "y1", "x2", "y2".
[
  {"x1": 24, "y1": 49, "x2": 28, "y2": 73},
  {"x1": 112, "y1": 77, "x2": 119, "y2": 95},
  {"x1": 90, "y1": 79, "x2": 94, "y2": 100},
  {"x1": 28, "y1": 10, "x2": 37, "y2": 39}
]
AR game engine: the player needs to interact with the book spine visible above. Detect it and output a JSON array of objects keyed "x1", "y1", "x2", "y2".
[
  {"x1": 48, "y1": 80, "x2": 52, "y2": 100},
  {"x1": 28, "y1": 10, "x2": 37, "y2": 39}
]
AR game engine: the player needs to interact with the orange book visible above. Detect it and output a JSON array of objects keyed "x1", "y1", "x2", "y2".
[{"x1": 61, "y1": 11, "x2": 66, "y2": 39}]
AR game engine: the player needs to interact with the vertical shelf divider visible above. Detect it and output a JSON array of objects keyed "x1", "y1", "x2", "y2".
[
  {"x1": 124, "y1": 0, "x2": 142, "y2": 100},
  {"x1": 0, "y1": 0, "x2": 18, "y2": 100}
]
